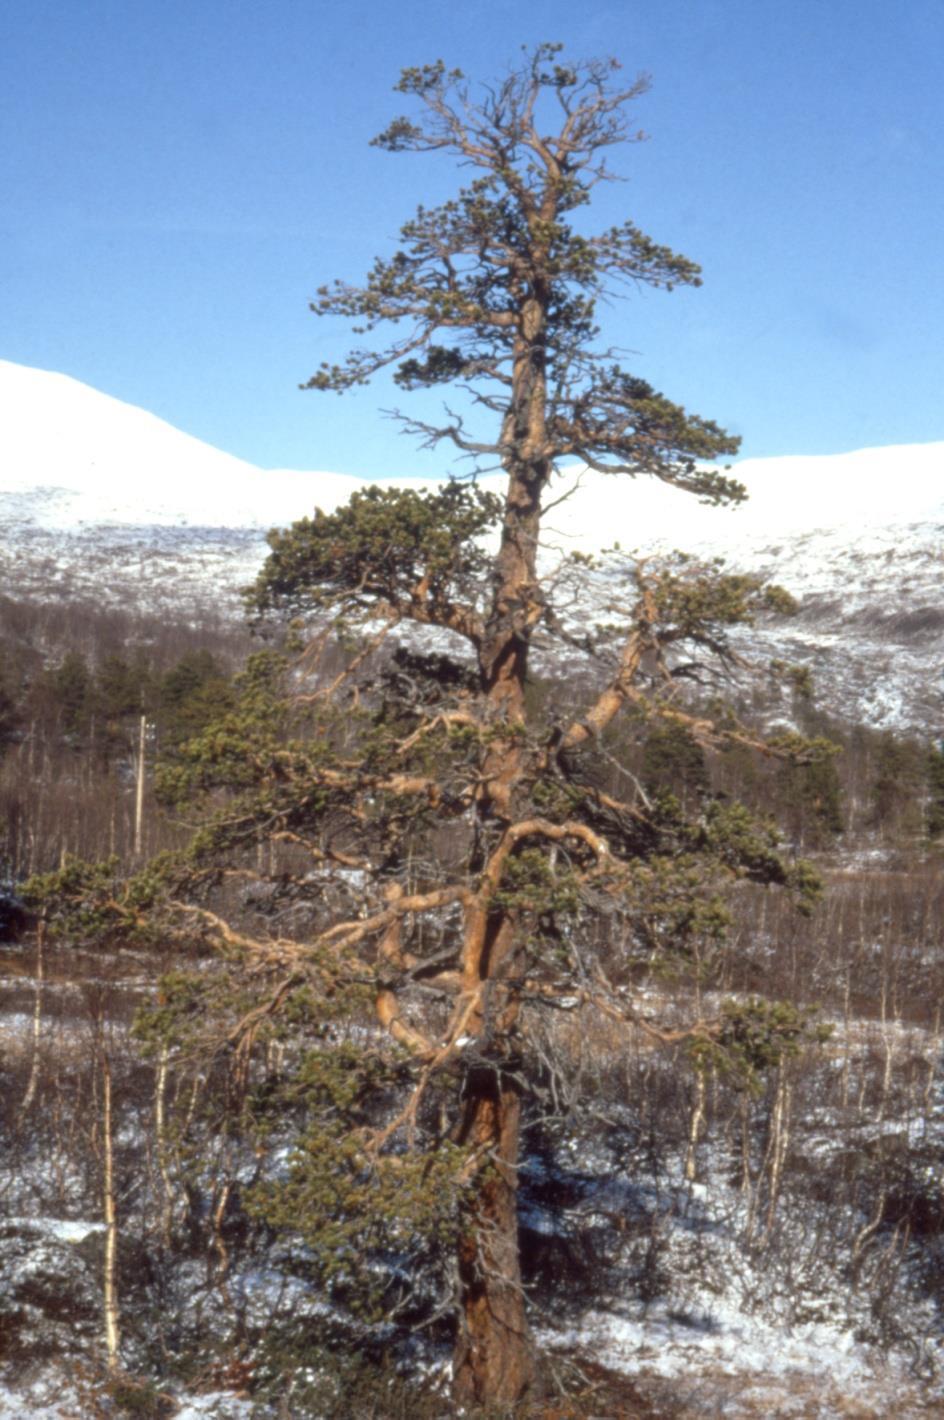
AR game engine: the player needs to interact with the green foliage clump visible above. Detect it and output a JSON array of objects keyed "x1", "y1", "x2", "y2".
[
  {"x1": 248, "y1": 483, "x2": 501, "y2": 624},
  {"x1": 50, "y1": 651, "x2": 96, "y2": 742},
  {"x1": 0, "y1": 673, "x2": 19, "y2": 753},
  {"x1": 692, "y1": 997, "x2": 832, "y2": 1093},
  {"x1": 868, "y1": 731, "x2": 925, "y2": 838},
  {"x1": 494, "y1": 847, "x2": 581, "y2": 918},
  {"x1": 21, "y1": 849, "x2": 182, "y2": 945},
  {"x1": 132, "y1": 970, "x2": 212, "y2": 1052},
  {"x1": 21, "y1": 856, "x2": 127, "y2": 940},
  {"x1": 651, "y1": 564, "x2": 796, "y2": 635},
  {"x1": 641, "y1": 722, "x2": 708, "y2": 806},
  {"x1": 619, "y1": 852, "x2": 732, "y2": 963},
  {"x1": 249, "y1": 1043, "x2": 470, "y2": 1319},
  {"x1": 687, "y1": 799, "x2": 821, "y2": 910},
  {"x1": 156, "y1": 650, "x2": 235, "y2": 749},
  {"x1": 155, "y1": 650, "x2": 323, "y2": 813},
  {"x1": 769, "y1": 658, "x2": 814, "y2": 701},
  {"x1": 777, "y1": 749, "x2": 844, "y2": 848}
]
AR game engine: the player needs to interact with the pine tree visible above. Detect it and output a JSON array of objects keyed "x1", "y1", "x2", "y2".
[
  {"x1": 926, "y1": 742, "x2": 944, "y2": 839},
  {"x1": 32, "y1": 46, "x2": 827, "y2": 1409},
  {"x1": 0, "y1": 674, "x2": 18, "y2": 753},
  {"x1": 49, "y1": 651, "x2": 95, "y2": 746},
  {"x1": 869, "y1": 731, "x2": 924, "y2": 841}
]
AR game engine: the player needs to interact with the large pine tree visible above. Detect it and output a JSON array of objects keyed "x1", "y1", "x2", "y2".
[{"x1": 36, "y1": 46, "x2": 826, "y2": 1410}]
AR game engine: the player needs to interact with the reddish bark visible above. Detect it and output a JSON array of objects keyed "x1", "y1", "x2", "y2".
[{"x1": 453, "y1": 1068, "x2": 534, "y2": 1407}]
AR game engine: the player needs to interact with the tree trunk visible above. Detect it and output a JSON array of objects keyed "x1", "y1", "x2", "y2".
[
  {"x1": 154, "y1": 1043, "x2": 174, "y2": 1247},
  {"x1": 101, "y1": 1049, "x2": 121, "y2": 1370},
  {"x1": 453, "y1": 1068, "x2": 533, "y2": 1407},
  {"x1": 453, "y1": 297, "x2": 549, "y2": 1405},
  {"x1": 19, "y1": 920, "x2": 45, "y2": 1117}
]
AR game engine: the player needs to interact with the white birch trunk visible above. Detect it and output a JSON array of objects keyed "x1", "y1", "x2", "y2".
[
  {"x1": 684, "y1": 1069, "x2": 706, "y2": 1182},
  {"x1": 20, "y1": 921, "x2": 45, "y2": 1116},
  {"x1": 102, "y1": 1050, "x2": 121, "y2": 1370},
  {"x1": 154, "y1": 1044, "x2": 173, "y2": 1246}
]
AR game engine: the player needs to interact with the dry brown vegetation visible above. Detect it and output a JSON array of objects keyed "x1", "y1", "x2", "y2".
[{"x1": 2, "y1": 596, "x2": 944, "y2": 1419}]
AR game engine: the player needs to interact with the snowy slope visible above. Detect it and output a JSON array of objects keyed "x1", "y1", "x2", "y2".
[
  {"x1": 540, "y1": 453, "x2": 944, "y2": 733},
  {"x1": 2, "y1": 358, "x2": 943, "y2": 730},
  {"x1": 0, "y1": 358, "x2": 369, "y2": 530},
  {"x1": 0, "y1": 359, "x2": 397, "y2": 618},
  {"x1": 6, "y1": 357, "x2": 942, "y2": 542}
]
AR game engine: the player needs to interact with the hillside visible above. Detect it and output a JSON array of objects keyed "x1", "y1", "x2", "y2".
[{"x1": 3, "y1": 360, "x2": 944, "y2": 734}]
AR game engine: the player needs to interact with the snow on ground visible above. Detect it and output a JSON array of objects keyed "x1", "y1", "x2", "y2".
[
  {"x1": 171, "y1": 1396, "x2": 254, "y2": 1419},
  {"x1": 0, "y1": 1380, "x2": 254, "y2": 1419},
  {"x1": 3, "y1": 1217, "x2": 104, "y2": 1244},
  {"x1": 534, "y1": 1155, "x2": 943, "y2": 1418},
  {"x1": 0, "y1": 1385, "x2": 75, "y2": 1419},
  {"x1": 543, "y1": 1286, "x2": 929, "y2": 1412}
]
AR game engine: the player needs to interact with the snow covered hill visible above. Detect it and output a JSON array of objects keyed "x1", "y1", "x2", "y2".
[
  {"x1": 3, "y1": 358, "x2": 943, "y2": 732},
  {"x1": 0, "y1": 358, "x2": 378, "y2": 622}
]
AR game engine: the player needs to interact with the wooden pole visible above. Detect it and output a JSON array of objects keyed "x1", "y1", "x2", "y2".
[{"x1": 133, "y1": 715, "x2": 146, "y2": 858}]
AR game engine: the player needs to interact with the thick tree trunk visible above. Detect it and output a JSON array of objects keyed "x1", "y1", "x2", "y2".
[
  {"x1": 453, "y1": 1068, "x2": 533, "y2": 1407},
  {"x1": 453, "y1": 308, "x2": 550, "y2": 1405}
]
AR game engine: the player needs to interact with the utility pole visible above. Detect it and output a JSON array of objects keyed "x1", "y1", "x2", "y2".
[{"x1": 133, "y1": 714, "x2": 146, "y2": 859}]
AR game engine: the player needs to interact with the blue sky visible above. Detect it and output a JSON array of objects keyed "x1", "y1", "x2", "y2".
[{"x1": 2, "y1": 0, "x2": 942, "y2": 476}]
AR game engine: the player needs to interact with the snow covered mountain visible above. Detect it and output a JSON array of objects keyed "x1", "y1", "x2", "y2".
[
  {"x1": 0, "y1": 358, "x2": 372, "y2": 618},
  {"x1": 2, "y1": 358, "x2": 943, "y2": 732}
]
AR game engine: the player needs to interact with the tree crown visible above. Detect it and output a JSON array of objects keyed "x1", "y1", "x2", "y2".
[{"x1": 305, "y1": 43, "x2": 742, "y2": 504}]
